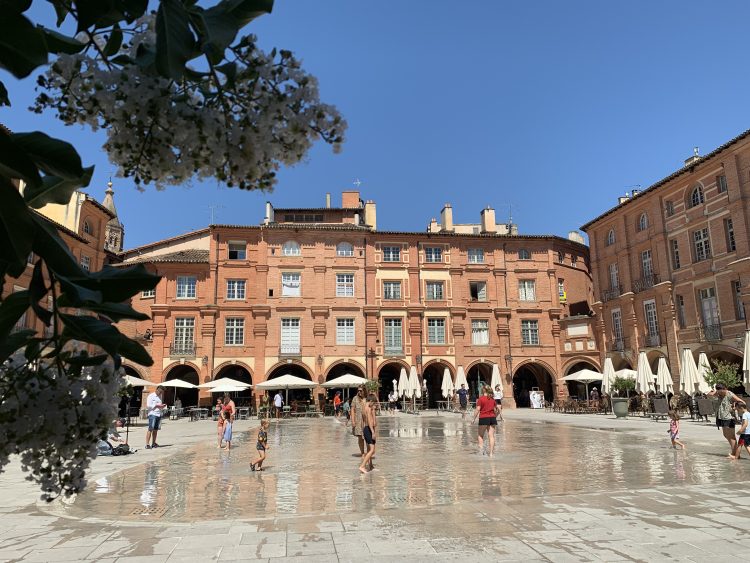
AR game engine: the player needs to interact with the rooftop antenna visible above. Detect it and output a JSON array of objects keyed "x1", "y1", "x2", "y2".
[
  {"x1": 352, "y1": 178, "x2": 362, "y2": 188},
  {"x1": 208, "y1": 204, "x2": 225, "y2": 225},
  {"x1": 508, "y1": 203, "x2": 513, "y2": 226}
]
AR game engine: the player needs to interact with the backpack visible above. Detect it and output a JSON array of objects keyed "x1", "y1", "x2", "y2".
[{"x1": 112, "y1": 444, "x2": 131, "y2": 456}]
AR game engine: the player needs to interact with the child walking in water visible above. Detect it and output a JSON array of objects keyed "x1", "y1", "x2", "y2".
[
  {"x1": 668, "y1": 410, "x2": 686, "y2": 450},
  {"x1": 217, "y1": 405, "x2": 226, "y2": 448},
  {"x1": 734, "y1": 402, "x2": 750, "y2": 460},
  {"x1": 251, "y1": 419, "x2": 270, "y2": 471},
  {"x1": 221, "y1": 410, "x2": 233, "y2": 450}
]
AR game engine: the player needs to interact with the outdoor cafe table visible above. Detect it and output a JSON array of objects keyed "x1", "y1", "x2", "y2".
[
  {"x1": 188, "y1": 407, "x2": 208, "y2": 421},
  {"x1": 236, "y1": 407, "x2": 250, "y2": 420}
]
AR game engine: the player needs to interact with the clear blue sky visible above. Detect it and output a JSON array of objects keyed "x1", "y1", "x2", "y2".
[{"x1": 3, "y1": 1, "x2": 750, "y2": 248}]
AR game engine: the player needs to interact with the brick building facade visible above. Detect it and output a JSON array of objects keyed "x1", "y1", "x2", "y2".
[
  {"x1": 119, "y1": 192, "x2": 598, "y2": 408},
  {"x1": 582, "y1": 129, "x2": 750, "y2": 387}
]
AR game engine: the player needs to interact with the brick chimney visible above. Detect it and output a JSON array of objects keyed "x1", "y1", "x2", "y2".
[
  {"x1": 480, "y1": 206, "x2": 496, "y2": 234},
  {"x1": 342, "y1": 191, "x2": 360, "y2": 208},
  {"x1": 440, "y1": 204, "x2": 453, "y2": 232}
]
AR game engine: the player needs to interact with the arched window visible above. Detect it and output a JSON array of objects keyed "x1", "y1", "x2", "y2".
[
  {"x1": 83, "y1": 220, "x2": 91, "y2": 235},
  {"x1": 336, "y1": 242, "x2": 354, "y2": 257},
  {"x1": 690, "y1": 185, "x2": 704, "y2": 208},
  {"x1": 557, "y1": 251, "x2": 564, "y2": 263},
  {"x1": 518, "y1": 249, "x2": 530, "y2": 260},
  {"x1": 638, "y1": 213, "x2": 648, "y2": 231},
  {"x1": 282, "y1": 241, "x2": 301, "y2": 256},
  {"x1": 606, "y1": 229, "x2": 615, "y2": 246}
]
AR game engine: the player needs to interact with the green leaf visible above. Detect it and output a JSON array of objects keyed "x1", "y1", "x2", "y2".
[
  {"x1": 13, "y1": 132, "x2": 84, "y2": 180},
  {"x1": 0, "y1": 329, "x2": 36, "y2": 364},
  {"x1": 0, "y1": 12, "x2": 48, "y2": 78},
  {"x1": 118, "y1": 0, "x2": 149, "y2": 23},
  {"x1": 39, "y1": 27, "x2": 86, "y2": 54},
  {"x1": 49, "y1": 0, "x2": 70, "y2": 26},
  {"x1": 0, "y1": 81, "x2": 9, "y2": 107},
  {"x1": 110, "y1": 54, "x2": 133, "y2": 66},
  {"x1": 220, "y1": 0, "x2": 273, "y2": 27},
  {"x1": 0, "y1": 132, "x2": 42, "y2": 189},
  {"x1": 190, "y1": 5, "x2": 239, "y2": 65},
  {"x1": 30, "y1": 213, "x2": 86, "y2": 278},
  {"x1": 84, "y1": 302, "x2": 150, "y2": 322},
  {"x1": 103, "y1": 24, "x2": 123, "y2": 56},
  {"x1": 24, "y1": 166, "x2": 94, "y2": 209},
  {"x1": 60, "y1": 313, "x2": 122, "y2": 356},
  {"x1": 216, "y1": 62, "x2": 237, "y2": 84},
  {"x1": 0, "y1": 290, "x2": 30, "y2": 340},
  {"x1": 28, "y1": 259, "x2": 52, "y2": 326},
  {"x1": 75, "y1": 0, "x2": 122, "y2": 32},
  {"x1": 56, "y1": 277, "x2": 104, "y2": 306},
  {"x1": 156, "y1": 0, "x2": 196, "y2": 79},
  {"x1": 0, "y1": 178, "x2": 36, "y2": 276},
  {"x1": 2, "y1": 0, "x2": 32, "y2": 12},
  {"x1": 77, "y1": 264, "x2": 160, "y2": 303},
  {"x1": 117, "y1": 334, "x2": 153, "y2": 366}
]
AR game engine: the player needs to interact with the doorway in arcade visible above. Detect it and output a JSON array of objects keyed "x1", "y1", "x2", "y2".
[
  {"x1": 422, "y1": 363, "x2": 452, "y2": 408},
  {"x1": 377, "y1": 362, "x2": 405, "y2": 402},
  {"x1": 512, "y1": 363, "x2": 555, "y2": 408},
  {"x1": 164, "y1": 365, "x2": 199, "y2": 407}
]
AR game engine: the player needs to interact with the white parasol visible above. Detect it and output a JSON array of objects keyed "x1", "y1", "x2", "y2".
[
  {"x1": 490, "y1": 364, "x2": 503, "y2": 396},
  {"x1": 602, "y1": 357, "x2": 616, "y2": 395},
  {"x1": 409, "y1": 366, "x2": 421, "y2": 399},
  {"x1": 397, "y1": 368, "x2": 409, "y2": 398},
  {"x1": 743, "y1": 330, "x2": 750, "y2": 394},
  {"x1": 255, "y1": 374, "x2": 316, "y2": 403},
  {"x1": 635, "y1": 351, "x2": 654, "y2": 394},
  {"x1": 680, "y1": 348, "x2": 701, "y2": 394},
  {"x1": 441, "y1": 367, "x2": 454, "y2": 398},
  {"x1": 561, "y1": 368, "x2": 603, "y2": 399},
  {"x1": 696, "y1": 352, "x2": 712, "y2": 394},
  {"x1": 159, "y1": 378, "x2": 197, "y2": 388},
  {"x1": 321, "y1": 374, "x2": 368, "y2": 388},
  {"x1": 123, "y1": 374, "x2": 153, "y2": 387},
  {"x1": 198, "y1": 377, "x2": 252, "y2": 389},
  {"x1": 655, "y1": 357, "x2": 674, "y2": 394},
  {"x1": 454, "y1": 365, "x2": 468, "y2": 390}
]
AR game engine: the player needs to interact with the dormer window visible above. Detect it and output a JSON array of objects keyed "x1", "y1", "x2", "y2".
[
  {"x1": 606, "y1": 229, "x2": 615, "y2": 246},
  {"x1": 282, "y1": 241, "x2": 301, "y2": 256},
  {"x1": 689, "y1": 185, "x2": 704, "y2": 208},
  {"x1": 336, "y1": 242, "x2": 354, "y2": 257},
  {"x1": 518, "y1": 249, "x2": 530, "y2": 260},
  {"x1": 638, "y1": 213, "x2": 648, "y2": 232}
]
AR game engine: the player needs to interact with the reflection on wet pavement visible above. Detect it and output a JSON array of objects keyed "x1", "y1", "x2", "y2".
[{"x1": 67, "y1": 416, "x2": 750, "y2": 523}]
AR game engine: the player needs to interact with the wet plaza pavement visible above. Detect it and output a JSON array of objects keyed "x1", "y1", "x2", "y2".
[{"x1": 2, "y1": 411, "x2": 750, "y2": 561}]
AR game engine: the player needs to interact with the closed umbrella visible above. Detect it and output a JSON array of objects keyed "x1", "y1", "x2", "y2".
[
  {"x1": 655, "y1": 357, "x2": 673, "y2": 395},
  {"x1": 680, "y1": 348, "x2": 699, "y2": 394},
  {"x1": 441, "y1": 367, "x2": 453, "y2": 398},
  {"x1": 635, "y1": 351, "x2": 653, "y2": 395},
  {"x1": 454, "y1": 365, "x2": 468, "y2": 389},
  {"x1": 602, "y1": 357, "x2": 616, "y2": 395},
  {"x1": 490, "y1": 364, "x2": 502, "y2": 396},
  {"x1": 696, "y1": 352, "x2": 712, "y2": 394},
  {"x1": 397, "y1": 368, "x2": 409, "y2": 398},
  {"x1": 409, "y1": 366, "x2": 421, "y2": 399},
  {"x1": 743, "y1": 330, "x2": 750, "y2": 394}
]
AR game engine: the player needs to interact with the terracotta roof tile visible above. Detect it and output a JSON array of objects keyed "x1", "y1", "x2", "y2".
[{"x1": 123, "y1": 249, "x2": 209, "y2": 265}]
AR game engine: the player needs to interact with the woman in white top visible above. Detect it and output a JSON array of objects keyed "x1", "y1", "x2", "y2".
[{"x1": 493, "y1": 384, "x2": 504, "y2": 421}]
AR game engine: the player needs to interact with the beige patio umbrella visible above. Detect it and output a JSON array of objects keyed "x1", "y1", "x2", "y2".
[
  {"x1": 441, "y1": 367, "x2": 454, "y2": 398},
  {"x1": 655, "y1": 357, "x2": 674, "y2": 394},
  {"x1": 561, "y1": 368, "x2": 603, "y2": 399},
  {"x1": 159, "y1": 378, "x2": 197, "y2": 388},
  {"x1": 602, "y1": 357, "x2": 616, "y2": 395},
  {"x1": 743, "y1": 330, "x2": 750, "y2": 394},
  {"x1": 198, "y1": 377, "x2": 251, "y2": 389},
  {"x1": 490, "y1": 364, "x2": 503, "y2": 396},
  {"x1": 635, "y1": 351, "x2": 654, "y2": 395},
  {"x1": 123, "y1": 374, "x2": 154, "y2": 387},
  {"x1": 696, "y1": 352, "x2": 712, "y2": 394},
  {"x1": 255, "y1": 374, "x2": 316, "y2": 404}
]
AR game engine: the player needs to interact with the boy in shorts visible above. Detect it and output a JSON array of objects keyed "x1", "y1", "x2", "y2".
[
  {"x1": 734, "y1": 402, "x2": 750, "y2": 460},
  {"x1": 359, "y1": 395, "x2": 378, "y2": 473}
]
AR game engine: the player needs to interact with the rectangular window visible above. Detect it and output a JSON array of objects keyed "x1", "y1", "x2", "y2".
[
  {"x1": 644, "y1": 300, "x2": 658, "y2": 342},
  {"x1": 521, "y1": 320, "x2": 539, "y2": 345},
  {"x1": 558, "y1": 279, "x2": 565, "y2": 297},
  {"x1": 733, "y1": 281, "x2": 745, "y2": 321},
  {"x1": 225, "y1": 317, "x2": 244, "y2": 345},
  {"x1": 699, "y1": 287, "x2": 719, "y2": 328},
  {"x1": 174, "y1": 317, "x2": 195, "y2": 350},
  {"x1": 469, "y1": 281, "x2": 487, "y2": 301},
  {"x1": 281, "y1": 272, "x2": 301, "y2": 297},
  {"x1": 609, "y1": 262, "x2": 619, "y2": 289},
  {"x1": 176, "y1": 276, "x2": 197, "y2": 299},
  {"x1": 427, "y1": 318, "x2": 446, "y2": 344},
  {"x1": 384, "y1": 318, "x2": 403, "y2": 354},
  {"x1": 717, "y1": 174, "x2": 728, "y2": 193},
  {"x1": 383, "y1": 281, "x2": 401, "y2": 300},
  {"x1": 425, "y1": 247, "x2": 443, "y2": 263},
  {"x1": 228, "y1": 241, "x2": 246, "y2": 260},
  {"x1": 226, "y1": 279, "x2": 246, "y2": 300},
  {"x1": 468, "y1": 248, "x2": 484, "y2": 264},
  {"x1": 571, "y1": 255, "x2": 578, "y2": 267},
  {"x1": 519, "y1": 280, "x2": 536, "y2": 301},
  {"x1": 611, "y1": 309, "x2": 623, "y2": 344},
  {"x1": 693, "y1": 228, "x2": 711, "y2": 262},
  {"x1": 426, "y1": 281, "x2": 444, "y2": 300},
  {"x1": 80, "y1": 255, "x2": 90, "y2": 271},
  {"x1": 641, "y1": 249, "x2": 653, "y2": 278},
  {"x1": 141, "y1": 289, "x2": 156, "y2": 298},
  {"x1": 336, "y1": 318, "x2": 355, "y2": 345},
  {"x1": 676, "y1": 295, "x2": 686, "y2": 329},
  {"x1": 725, "y1": 218, "x2": 736, "y2": 252},
  {"x1": 280, "y1": 318, "x2": 300, "y2": 354},
  {"x1": 336, "y1": 273, "x2": 355, "y2": 297},
  {"x1": 471, "y1": 319, "x2": 489, "y2": 346},
  {"x1": 382, "y1": 246, "x2": 401, "y2": 262},
  {"x1": 665, "y1": 201, "x2": 674, "y2": 217},
  {"x1": 670, "y1": 239, "x2": 681, "y2": 270}
]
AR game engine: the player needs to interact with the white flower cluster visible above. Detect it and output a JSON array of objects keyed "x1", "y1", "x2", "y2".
[
  {"x1": 0, "y1": 353, "x2": 122, "y2": 500},
  {"x1": 33, "y1": 16, "x2": 347, "y2": 190}
]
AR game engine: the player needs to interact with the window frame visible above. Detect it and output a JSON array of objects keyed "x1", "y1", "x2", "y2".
[
  {"x1": 471, "y1": 319, "x2": 489, "y2": 346},
  {"x1": 336, "y1": 273, "x2": 355, "y2": 297},
  {"x1": 383, "y1": 280, "x2": 402, "y2": 300},
  {"x1": 336, "y1": 242, "x2": 354, "y2": 257},
  {"x1": 641, "y1": 249, "x2": 653, "y2": 278},
  {"x1": 176, "y1": 275, "x2": 197, "y2": 299},
  {"x1": 518, "y1": 279, "x2": 536, "y2": 301},
  {"x1": 80, "y1": 255, "x2": 91, "y2": 271},
  {"x1": 336, "y1": 317, "x2": 355, "y2": 345},
  {"x1": 468, "y1": 248, "x2": 484, "y2": 264},
  {"x1": 224, "y1": 317, "x2": 245, "y2": 346},
  {"x1": 611, "y1": 308, "x2": 623, "y2": 343},
  {"x1": 693, "y1": 227, "x2": 711, "y2": 262},
  {"x1": 83, "y1": 220, "x2": 92, "y2": 235},
  {"x1": 282, "y1": 240, "x2": 301, "y2": 257},
  {"x1": 280, "y1": 317, "x2": 301, "y2": 354},
  {"x1": 690, "y1": 185, "x2": 704, "y2": 208},
  {"x1": 424, "y1": 246, "x2": 443, "y2": 263},
  {"x1": 384, "y1": 318, "x2": 403, "y2": 354},
  {"x1": 665, "y1": 201, "x2": 674, "y2": 217},
  {"x1": 676, "y1": 295, "x2": 686, "y2": 328},
  {"x1": 725, "y1": 218, "x2": 736, "y2": 252},
  {"x1": 228, "y1": 241, "x2": 247, "y2": 260},
  {"x1": 518, "y1": 249, "x2": 531, "y2": 260},
  {"x1": 281, "y1": 272, "x2": 301, "y2": 297},
  {"x1": 606, "y1": 229, "x2": 615, "y2": 246},
  {"x1": 382, "y1": 246, "x2": 401, "y2": 262},
  {"x1": 469, "y1": 281, "x2": 487, "y2": 302},
  {"x1": 226, "y1": 279, "x2": 246, "y2": 300},
  {"x1": 670, "y1": 239, "x2": 681, "y2": 270},
  {"x1": 141, "y1": 288, "x2": 156, "y2": 298},
  {"x1": 733, "y1": 280, "x2": 745, "y2": 321},
  {"x1": 427, "y1": 318, "x2": 446, "y2": 345},
  {"x1": 717, "y1": 174, "x2": 728, "y2": 193},
  {"x1": 425, "y1": 281, "x2": 444, "y2": 300},
  {"x1": 521, "y1": 319, "x2": 539, "y2": 346},
  {"x1": 638, "y1": 213, "x2": 648, "y2": 232}
]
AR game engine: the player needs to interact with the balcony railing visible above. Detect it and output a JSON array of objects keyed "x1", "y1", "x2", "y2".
[
  {"x1": 279, "y1": 345, "x2": 301, "y2": 356},
  {"x1": 633, "y1": 273, "x2": 660, "y2": 293},
  {"x1": 701, "y1": 324, "x2": 722, "y2": 342},
  {"x1": 170, "y1": 342, "x2": 195, "y2": 357},
  {"x1": 602, "y1": 286, "x2": 622, "y2": 302},
  {"x1": 645, "y1": 332, "x2": 661, "y2": 347}
]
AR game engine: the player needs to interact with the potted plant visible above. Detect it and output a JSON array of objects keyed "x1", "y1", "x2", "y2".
[{"x1": 611, "y1": 376, "x2": 635, "y2": 418}]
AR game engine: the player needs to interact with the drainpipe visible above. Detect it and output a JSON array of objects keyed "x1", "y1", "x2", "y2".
[
  {"x1": 363, "y1": 236, "x2": 369, "y2": 379},
  {"x1": 209, "y1": 229, "x2": 219, "y2": 393}
]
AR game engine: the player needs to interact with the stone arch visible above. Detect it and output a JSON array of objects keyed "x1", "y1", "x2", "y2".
[
  {"x1": 324, "y1": 359, "x2": 366, "y2": 380},
  {"x1": 610, "y1": 356, "x2": 633, "y2": 370},
  {"x1": 122, "y1": 363, "x2": 146, "y2": 379},
  {"x1": 562, "y1": 359, "x2": 601, "y2": 400},
  {"x1": 421, "y1": 360, "x2": 455, "y2": 408},
  {"x1": 466, "y1": 360, "x2": 495, "y2": 401},
  {"x1": 561, "y1": 357, "x2": 601, "y2": 376},
  {"x1": 213, "y1": 362, "x2": 254, "y2": 405},
  {"x1": 645, "y1": 350, "x2": 668, "y2": 373},
  {"x1": 212, "y1": 360, "x2": 254, "y2": 380},
  {"x1": 264, "y1": 359, "x2": 315, "y2": 382},
  {"x1": 265, "y1": 360, "x2": 315, "y2": 404},
  {"x1": 164, "y1": 364, "x2": 200, "y2": 407},
  {"x1": 162, "y1": 360, "x2": 202, "y2": 380},
  {"x1": 377, "y1": 360, "x2": 410, "y2": 402},
  {"x1": 512, "y1": 359, "x2": 556, "y2": 408}
]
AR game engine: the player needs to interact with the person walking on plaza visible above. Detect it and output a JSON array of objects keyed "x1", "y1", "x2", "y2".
[
  {"x1": 145, "y1": 385, "x2": 167, "y2": 450},
  {"x1": 708, "y1": 384, "x2": 745, "y2": 459},
  {"x1": 350, "y1": 386, "x2": 366, "y2": 457},
  {"x1": 493, "y1": 384, "x2": 504, "y2": 422},
  {"x1": 251, "y1": 419, "x2": 270, "y2": 471},
  {"x1": 273, "y1": 391, "x2": 283, "y2": 419},
  {"x1": 667, "y1": 411, "x2": 686, "y2": 450},
  {"x1": 734, "y1": 402, "x2": 750, "y2": 460},
  {"x1": 472, "y1": 386, "x2": 499, "y2": 457},
  {"x1": 217, "y1": 403, "x2": 226, "y2": 447},
  {"x1": 388, "y1": 390, "x2": 397, "y2": 415},
  {"x1": 457, "y1": 384, "x2": 469, "y2": 419},
  {"x1": 333, "y1": 391, "x2": 342, "y2": 420},
  {"x1": 221, "y1": 410, "x2": 233, "y2": 450},
  {"x1": 359, "y1": 395, "x2": 378, "y2": 474},
  {"x1": 223, "y1": 393, "x2": 236, "y2": 423},
  {"x1": 342, "y1": 398, "x2": 351, "y2": 426}
]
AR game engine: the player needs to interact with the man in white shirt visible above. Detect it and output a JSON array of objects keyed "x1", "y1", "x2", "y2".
[
  {"x1": 146, "y1": 386, "x2": 167, "y2": 449},
  {"x1": 273, "y1": 391, "x2": 283, "y2": 419}
]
